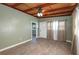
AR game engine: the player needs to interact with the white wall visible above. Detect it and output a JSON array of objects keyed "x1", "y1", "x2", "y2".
[
  {"x1": 0, "y1": 4, "x2": 38, "y2": 50},
  {"x1": 72, "y1": 5, "x2": 79, "y2": 54},
  {"x1": 39, "y1": 21, "x2": 47, "y2": 38}
]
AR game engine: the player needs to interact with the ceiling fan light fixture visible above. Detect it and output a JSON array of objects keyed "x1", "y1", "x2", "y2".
[
  {"x1": 37, "y1": 12, "x2": 43, "y2": 17},
  {"x1": 40, "y1": 13, "x2": 43, "y2": 16},
  {"x1": 37, "y1": 7, "x2": 43, "y2": 17}
]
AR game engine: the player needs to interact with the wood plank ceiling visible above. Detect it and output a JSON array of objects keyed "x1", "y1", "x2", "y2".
[{"x1": 2, "y1": 3, "x2": 77, "y2": 18}]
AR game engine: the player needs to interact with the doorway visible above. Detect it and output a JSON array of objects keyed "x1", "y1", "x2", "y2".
[{"x1": 32, "y1": 22, "x2": 37, "y2": 42}]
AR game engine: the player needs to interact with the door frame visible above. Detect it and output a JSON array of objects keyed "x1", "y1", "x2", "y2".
[{"x1": 31, "y1": 21, "x2": 38, "y2": 40}]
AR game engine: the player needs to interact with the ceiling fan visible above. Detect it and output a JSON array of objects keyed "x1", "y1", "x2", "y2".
[{"x1": 37, "y1": 7, "x2": 43, "y2": 17}]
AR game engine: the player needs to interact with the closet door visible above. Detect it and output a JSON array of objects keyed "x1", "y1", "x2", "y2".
[
  {"x1": 39, "y1": 22, "x2": 47, "y2": 38},
  {"x1": 58, "y1": 21, "x2": 65, "y2": 41}
]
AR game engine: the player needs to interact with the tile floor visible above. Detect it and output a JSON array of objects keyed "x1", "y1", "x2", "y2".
[{"x1": 0, "y1": 38, "x2": 72, "y2": 55}]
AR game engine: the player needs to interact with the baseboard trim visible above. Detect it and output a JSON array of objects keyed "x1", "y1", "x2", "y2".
[
  {"x1": 66, "y1": 40, "x2": 72, "y2": 43},
  {"x1": 0, "y1": 39, "x2": 32, "y2": 52},
  {"x1": 37, "y1": 37, "x2": 47, "y2": 39}
]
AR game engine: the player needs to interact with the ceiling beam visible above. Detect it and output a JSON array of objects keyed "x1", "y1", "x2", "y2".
[
  {"x1": 36, "y1": 11, "x2": 72, "y2": 18},
  {"x1": 44, "y1": 9, "x2": 73, "y2": 16},
  {"x1": 3, "y1": 3, "x2": 22, "y2": 7},
  {"x1": 39, "y1": 15, "x2": 71, "y2": 18},
  {"x1": 12, "y1": 3, "x2": 22, "y2": 7},
  {"x1": 47, "y1": 11, "x2": 72, "y2": 16},
  {"x1": 35, "y1": 10, "x2": 72, "y2": 17},
  {"x1": 44, "y1": 4, "x2": 77, "y2": 13},
  {"x1": 39, "y1": 13, "x2": 71, "y2": 18},
  {"x1": 24, "y1": 3, "x2": 56, "y2": 12}
]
